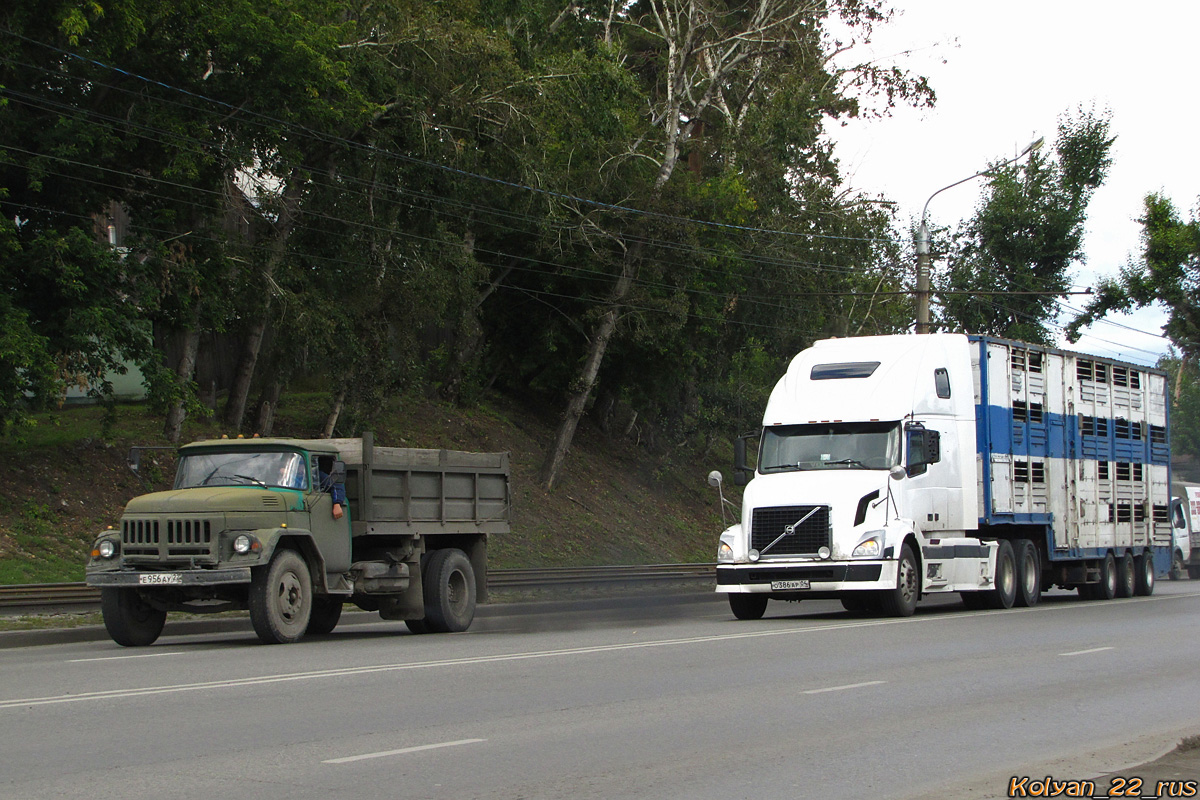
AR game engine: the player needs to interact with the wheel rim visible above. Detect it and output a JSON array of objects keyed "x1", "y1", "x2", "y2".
[
  {"x1": 1021, "y1": 552, "x2": 1036, "y2": 597},
  {"x1": 898, "y1": 556, "x2": 916, "y2": 603},
  {"x1": 278, "y1": 571, "x2": 304, "y2": 623},
  {"x1": 999, "y1": 553, "x2": 1014, "y2": 597},
  {"x1": 446, "y1": 568, "x2": 468, "y2": 616},
  {"x1": 1104, "y1": 557, "x2": 1116, "y2": 594}
]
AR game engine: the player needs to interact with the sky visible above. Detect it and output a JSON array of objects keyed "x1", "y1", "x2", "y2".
[{"x1": 826, "y1": 0, "x2": 1198, "y2": 366}]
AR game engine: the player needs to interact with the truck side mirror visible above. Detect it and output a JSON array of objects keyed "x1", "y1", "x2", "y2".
[
  {"x1": 330, "y1": 460, "x2": 346, "y2": 485},
  {"x1": 905, "y1": 423, "x2": 939, "y2": 477},
  {"x1": 733, "y1": 431, "x2": 756, "y2": 485}
]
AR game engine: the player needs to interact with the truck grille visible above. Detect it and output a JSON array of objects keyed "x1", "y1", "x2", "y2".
[
  {"x1": 750, "y1": 505, "x2": 831, "y2": 557},
  {"x1": 121, "y1": 517, "x2": 217, "y2": 561}
]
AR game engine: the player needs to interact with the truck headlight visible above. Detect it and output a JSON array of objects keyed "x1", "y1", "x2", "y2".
[
  {"x1": 233, "y1": 534, "x2": 257, "y2": 554},
  {"x1": 92, "y1": 539, "x2": 118, "y2": 559},
  {"x1": 852, "y1": 536, "x2": 883, "y2": 558},
  {"x1": 718, "y1": 542, "x2": 734, "y2": 563}
]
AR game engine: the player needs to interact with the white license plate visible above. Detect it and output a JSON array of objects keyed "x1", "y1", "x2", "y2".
[
  {"x1": 771, "y1": 579, "x2": 810, "y2": 591},
  {"x1": 139, "y1": 573, "x2": 182, "y2": 585}
]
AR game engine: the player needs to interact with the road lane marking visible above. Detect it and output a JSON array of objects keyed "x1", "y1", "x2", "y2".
[
  {"x1": 68, "y1": 652, "x2": 184, "y2": 663},
  {"x1": 324, "y1": 738, "x2": 486, "y2": 764},
  {"x1": 1059, "y1": 646, "x2": 1115, "y2": 657},
  {"x1": 4, "y1": 592, "x2": 1193, "y2": 711},
  {"x1": 803, "y1": 680, "x2": 887, "y2": 695}
]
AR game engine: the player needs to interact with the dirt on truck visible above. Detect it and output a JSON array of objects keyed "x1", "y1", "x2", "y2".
[{"x1": 85, "y1": 432, "x2": 510, "y2": 645}]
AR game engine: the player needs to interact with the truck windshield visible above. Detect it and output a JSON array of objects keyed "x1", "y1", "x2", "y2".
[
  {"x1": 175, "y1": 451, "x2": 308, "y2": 490},
  {"x1": 758, "y1": 422, "x2": 901, "y2": 473}
]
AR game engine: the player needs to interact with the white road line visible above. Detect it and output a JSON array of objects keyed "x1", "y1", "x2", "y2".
[
  {"x1": 1059, "y1": 646, "x2": 1115, "y2": 657},
  {"x1": 802, "y1": 680, "x2": 887, "y2": 695},
  {"x1": 68, "y1": 652, "x2": 184, "y2": 663},
  {"x1": 324, "y1": 738, "x2": 486, "y2": 764}
]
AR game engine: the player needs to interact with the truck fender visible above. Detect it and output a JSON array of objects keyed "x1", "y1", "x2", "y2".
[{"x1": 258, "y1": 531, "x2": 328, "y2": 592}]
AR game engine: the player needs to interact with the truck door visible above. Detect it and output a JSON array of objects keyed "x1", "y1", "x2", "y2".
[{"x1": 309, "y1": 456, "x2": 352, "y2": 573}]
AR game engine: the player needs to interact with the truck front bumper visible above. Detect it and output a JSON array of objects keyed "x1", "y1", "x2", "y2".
[
  {"x1": 716, "y1": 561, "x2": 893, "y2": 594},
  {"x1": 86, "y1": 568, "x2": 253, "y2": 588}
]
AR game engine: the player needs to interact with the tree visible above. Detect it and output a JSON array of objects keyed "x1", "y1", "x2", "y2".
[
  {"x1": 1066, "y1": 192, "x2": 1200, "y2": 362},
  {"x1": 937, "y1": 108, "x2": 1114, "y2": 344}
]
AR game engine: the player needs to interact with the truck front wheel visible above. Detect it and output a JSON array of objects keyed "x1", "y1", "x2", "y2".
[
  {"x1": 249, "y1": 548, "x2": 313, "y2": 644},
  {"x1": 100, "y1": 588, "x2": 167, "y2": 647},
  {"x1": 423, "y1": 548, "x2": 476, "y2": 633},
  {"x1": 728, "y1": 593, "x2": 768, "y2": 620},
  {"x1": 881, "y1": 544, "x2": 918, "y2": 617}
]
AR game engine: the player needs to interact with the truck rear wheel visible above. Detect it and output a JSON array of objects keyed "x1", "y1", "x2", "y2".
[
  {"x1": 100, "y1": 587, "x2": 167, "y2": 647},
  {"x1": 728, "y1": 593, "x2": 768, "y2": 620},
  {"x1": 1115, "y1": 555, "x2": 1136, "y2": 598},
  {"x1": 881, "y1": 544, "x2": 918, "y2": 617},
  {"x1": 307, "y1": 596, "x2": 343, "y2": 636},
  {"x1": 249, "y1": 548, "x2": 312, "y2": 644},
  {"x1": 986, "y1": 540, "x2": 1017, "y2": 609},
  {"x1": 1013, "y1": 539, "x2": 1041, "y2": 608},
  {"x1": 423, "y1": 548, "x2": 476, "y2": 633},
  {"x1": 1135, "y1": 552, "x2": 1156, "y2": 596}
]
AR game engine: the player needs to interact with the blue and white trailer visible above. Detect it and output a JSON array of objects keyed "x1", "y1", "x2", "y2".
[{"x1": 713, "y1": 333, "x2": 1172, "y2": 618}]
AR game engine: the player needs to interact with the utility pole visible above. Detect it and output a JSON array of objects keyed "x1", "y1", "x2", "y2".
[{"x1": 915, "y1": 136, "x2": 1044, "y2": 334}]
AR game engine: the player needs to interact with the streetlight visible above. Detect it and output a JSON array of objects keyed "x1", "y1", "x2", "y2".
[{"x1": 914, "y1": 136, "x2": 1045, "y2": 334}]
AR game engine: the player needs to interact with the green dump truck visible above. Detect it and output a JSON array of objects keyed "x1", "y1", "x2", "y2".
[{"x1": 85, "y1": 432, "x2": 510, "y2": 646}]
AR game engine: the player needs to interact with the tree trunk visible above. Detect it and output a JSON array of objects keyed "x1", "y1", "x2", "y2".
[
  {"x1": 539, "y1": 261, "x2": 634, "y2": 491},
  {"x1": 322, "y1": 388, "x2": 346, "y2": 438},
  {"x1": 222, "y1": 318, "x2": 266, "y2": 430},
  {"x1": 163, "y1": 325, "x2": 200, "y2": 444}
]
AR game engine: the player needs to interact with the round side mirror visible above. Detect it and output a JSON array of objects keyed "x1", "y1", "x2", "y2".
[
  {"x1": 707, "y1": 470, "x2": 724, "y2": 488},
  {"x1": 889, "y1": 465, "x2": 907, "y2": 481}
]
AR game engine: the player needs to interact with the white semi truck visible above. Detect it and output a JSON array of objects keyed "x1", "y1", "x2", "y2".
[{"x1": 713, "y1": 333, "x2": 1174, "y2": 618}]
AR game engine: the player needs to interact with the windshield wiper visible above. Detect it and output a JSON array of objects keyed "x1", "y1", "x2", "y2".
[{"x1": 822, "y1": 458, "x2": 868, "y2": 469}]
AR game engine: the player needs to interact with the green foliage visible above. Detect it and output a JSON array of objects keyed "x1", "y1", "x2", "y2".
[
  {"x1": 937, "y1": 108, "x2": 1115, "y2": 343},
  {"x1": 1067, "y1": 193, "x2": 1200, "y2": 360},
  {"x1": 1159, "y1": 354, "x2": 1200, "y2": 461}
]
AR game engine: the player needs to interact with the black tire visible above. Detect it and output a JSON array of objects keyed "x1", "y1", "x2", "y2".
[
  {"x1": 423, "y1": 548, "x2": 476, "y2": 633},
  {"x1": 404, "y1": 618, "x2": 430, "y2": 635},
  {"x1": 1095, "y1": 552, "x2": 1117, "y2": 600},
  {"x1": 1189, "y1": 564, "x2": 1200, "y2": 580},
  {"x1": 1170, "y1": 551, "x2": 1186, "y2": 580},
  {"x1": 100, "y1": 587, "x2": 167, "y2": 647},
  {"x1": 1135, "y1": 551, "x2": 1156, "y2": 596},
  {"x1": 960, "y1": 591, "x2": 990, "y2": 610},
  {"x1": 307, "y1": 596, "x2": 343, "y2": 636},
  {"x1": 881, "y1": 543, "x2": 918, "y2": 617},
  {"x1": 987, "y1": 539, "x2": 1017, "y2": 609},
  {"x1": 840, "y1": 594, "x2": 870, "y2": 613},
  {"x1": 1115, "y1": 554, "x2": 1136, "y2": 598},
  {"x1": 728, "y1": 593, "x2": 768, "y2": 620},
  {"x1": 249, "y1": 548, "x2": 312, "y2": 644},
  {"x1": 1013, "y1": 539, "x2": 1041, "y2": 608}
]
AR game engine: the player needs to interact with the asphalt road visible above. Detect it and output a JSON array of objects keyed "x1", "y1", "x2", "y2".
[{"x1": 2, "y1": 585, "x2": 1199, "y2": 800}]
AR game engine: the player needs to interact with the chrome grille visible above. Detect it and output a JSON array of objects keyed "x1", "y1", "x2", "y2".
[{"x1": 750, "y1": 505, "x2": 831, "y2": 556}]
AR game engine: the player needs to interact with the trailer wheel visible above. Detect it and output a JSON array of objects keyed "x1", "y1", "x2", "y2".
[
  {"x1": 985, "y1": 540, "x2": 1017, "y2": 609},
  {"x1": 423, "y1": 548, "x2": 476, "y2": 633},
  {"x1": 1115, "y1": 555, "x2": 1136, "y2": 598},
  {"x1": 1135, "y1": 551, "x2": 1156, "y2": 596},
  {"x1": 728, "y1": 593, "x2": 768, "y2": 620},
  {"x1": 881, "y1": 544, "x2": 918, "y2": 617},
  {"x1": 307, "y1": 596, "x2": 343, "y2": 636},
  {"x1": 249, "y1": 548, "x2": 312, "y2": 644},
  {"x1": 1095, "y1": 552, "x2": 1117, "y2": 601},
  {"x1": 100, "y1": 587, "x2": 167, "y2": 647},
  {"x1": 1013, "y1": 539, "x2": 1041, "y2": 608}
]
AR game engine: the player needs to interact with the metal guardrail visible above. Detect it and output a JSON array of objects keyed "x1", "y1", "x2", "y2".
[{"x1": 0, "y1": 564, "x2": 718, "y2": 613}]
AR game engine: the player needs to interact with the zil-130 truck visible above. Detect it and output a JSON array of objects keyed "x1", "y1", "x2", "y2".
[
  {"x1": 86, "y1": 432, "x2": 509, "y2": 645},
  {"x1": 711, "y1": 333, "x2": 1175, "y2": 618}
]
